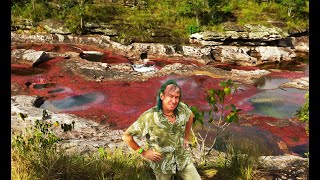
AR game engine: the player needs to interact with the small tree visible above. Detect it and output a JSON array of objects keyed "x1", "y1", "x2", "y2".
[
  {"x1": 189, "y1": 79, "x2": 242, "y2": 165},
  {"x1": 280, "y1": 0, "x2": 307, "y2": 18},
  {"x1": 177, "y1": 0, "x2": 208, "y2": 26}
]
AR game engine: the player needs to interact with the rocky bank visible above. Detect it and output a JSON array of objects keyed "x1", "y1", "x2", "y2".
[{"x1": 11, "y1": 28, "x2": 309, "y2": 179}]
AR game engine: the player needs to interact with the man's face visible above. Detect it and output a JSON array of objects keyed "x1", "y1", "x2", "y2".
[{"x1": 160, "y1": 84, "x2": 180, "y2": 112}]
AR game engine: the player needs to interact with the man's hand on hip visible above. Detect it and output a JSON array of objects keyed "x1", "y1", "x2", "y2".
[{"x1": 142, "y1": 149, "x2": 162, "y2": 162}]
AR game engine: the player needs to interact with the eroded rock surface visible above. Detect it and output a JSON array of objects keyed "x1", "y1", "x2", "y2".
[
  {"x1": 253, "y1": 155, "x2": 308, "y2": 180},
  {"x1": 280, "y1": 77, "x2": 309, "y2": 90},
  {"x1": 11, "y1": 95, "x2": 126, "y2": 154},
  {"x1": 11, "y1": 31, "x2": 308, "y2": 67}
]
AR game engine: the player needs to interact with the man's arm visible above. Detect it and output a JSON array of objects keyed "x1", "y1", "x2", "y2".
[
  {"x1": 184, "y1": 112, "x2": 194, "y2": 148},
  {"x1": 122, "y1": 129, "x2": 141, "y2": 151},
  {"x1": 122, "y1": 129, "x2": 162, "y2": 161}
]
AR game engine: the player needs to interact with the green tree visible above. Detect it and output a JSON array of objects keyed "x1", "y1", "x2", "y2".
[
  {"x1": 280, "y1": 0, "x2": 307, "y2": 18},
  {"x1": 207, "y1": 0, "x2": 233, "y2": 25},
  {"x1": 65, "y1": 0, "x2": 94, "y2": 34},
  {"x1": 177, "y1": 0, "x2": 208, "y2": 25}
]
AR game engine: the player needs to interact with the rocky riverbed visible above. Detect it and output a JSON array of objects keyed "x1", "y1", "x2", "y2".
[
  {"x1": 11, "y1": 31, "x2": 309, "y2": 179},
  {"x1": 11, "y1": 95, "x2": 309, "y2": 180}
]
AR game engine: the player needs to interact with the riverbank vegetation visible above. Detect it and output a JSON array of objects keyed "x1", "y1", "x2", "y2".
[
  {"x1": 11, "y1": 114, "x2": 154, "y2": 179},
  {"x1": 12, "y1": 80, "x2": 262, "y2": 179},
  {"x1": 189, "y1": 79, "x2": 242, "y2": 165},
  {"x1": 11, "y1": 118, "x2": 261, "y2": 179},
  {"x1": 11, "y1": 0, "x2": 309, "y2": 44},
  {"x1": 296, "y1": 91, "x2": 309, "y2": 135}
]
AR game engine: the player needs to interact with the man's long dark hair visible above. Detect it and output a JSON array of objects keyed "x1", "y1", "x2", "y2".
[{"x1": 156, "y1": 79, "x2": 181, "y2": 114}]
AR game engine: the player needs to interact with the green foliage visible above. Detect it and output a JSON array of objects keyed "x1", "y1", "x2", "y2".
[
  {"x1": 176, "y1": 0, "x2": 207, "y2": 18},
  {"x1": 198, "y1": 138, "x2": 260, "y2": 180},
  {"x1": 12, "y1": 120, "x2": 61, "y2": 153},
  {"x1": 205, "y1": 79, "x2": 241, "y2": 124},
  {"x1": 11, "y1": 0, "x2": 30, "y2": 6},
  {"x1": 190, "y1": 106, "x2": 205, "y2": 126},
  {"x1": 296, "y1": 91, "x2": 309, "y2": 135},
  {"x1": 12, "y1": 112, "x2": 154, "y2": 179},
  {"x1": 190, "y1": 79, "x2": 242, "y2": 166},
  {"x1": 65, "y1": 8, "x2": 83, "y2": 34},
  {"x1": 186, "y1": 20, "x2": 201, "y2": 34},
  {"x1": 11, "y1": 0, "x2": 309, "y2": 39},
  {"x1": 206, "y1": 0, "x2": 235, "y2": 25},
  {"x1": 280, "y1": 0, "x2": 308, "y2": 18},
  {"x1": 237, "y1": 1, "x2": 264, "y2": 24},
  {"x1": 64, "y1": 0, "x2": 95, "y2": 34},
  {"x1": 25, "y1": 1, "x2": 53, "y2": 22},
  {"x1": 260, "y1": 1, "x2": 282, "y2": 14},
  {"x1": 13, "y1": 142, "x2": 155, "y2": 179},
  {"x1": 53, "y1": 0, "x2": 78, "y2": 20},
  {"x1": 218, "y1": 143, "x2": 259, "y2": 180},
  {"x1": 97, "y1": 147, "x2": 154, "y2": 179},
  {"x1": 84, "y1": 4, "x2": 125, "y2": 22}
]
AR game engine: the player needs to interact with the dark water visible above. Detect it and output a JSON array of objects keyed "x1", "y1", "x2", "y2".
[
  {"x1": 249, "y1": 88, "x2": 307, "y2": 119},
  {"x1": 33, "y1": 83, "x2": 57, "y2": 89},
  {"x1": 252, "y1": 76, "x2": 291, "y2": 89},
  {"x1": 222, "y1": 126, "x2": 284, "y2": 155},
  {"x1": 48, "y1": 88, "x2": 65, "y2": 93},
  {"x1": 195, "y1": 125, "x2": 284, "y2": 156},
  {"x1": 289, "y1": 144, "x2": 309, "y2": 157},
  {"x1": 226, "y1": 125, "x2": 308, "y2": 157}
]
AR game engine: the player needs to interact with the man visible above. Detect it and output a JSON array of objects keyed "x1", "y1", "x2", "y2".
[{"x1": 122, "y1": 79, "x2": 201, "y2": 180}]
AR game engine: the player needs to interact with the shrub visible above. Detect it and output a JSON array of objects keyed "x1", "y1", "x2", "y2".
[
  {"x1": 12, "y1": 112, "x2": 154, "y2": 179},
  {"x1": 189, "y1": 79, "x2": 242, "y2": 166},
  {"x1": 296, "y1": 91, "x2": 309, "y2": 135},
  {"x1": 186, "y1": 20, "x2": 201, "y2": 35}
]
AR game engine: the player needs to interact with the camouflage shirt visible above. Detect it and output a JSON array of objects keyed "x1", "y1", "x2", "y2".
[{"x1": 127, "y1": 102, "x2": 193, "y2": 174}]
